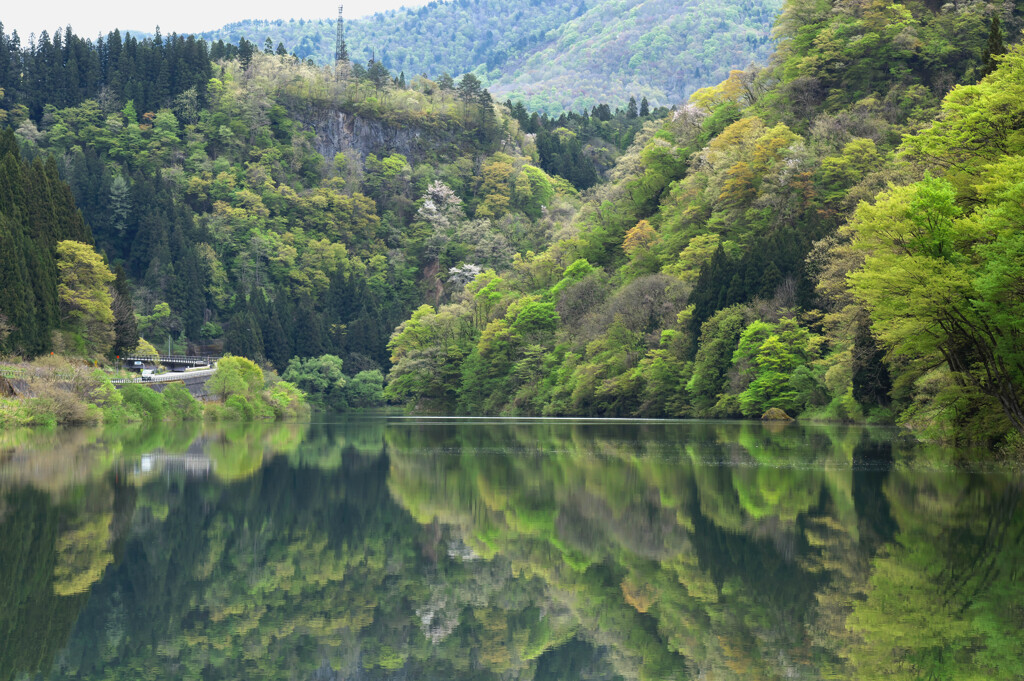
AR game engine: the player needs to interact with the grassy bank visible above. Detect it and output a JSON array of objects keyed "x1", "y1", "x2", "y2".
[{"x1": 0, "y1": 355, "x2": 308, "y2": 428}]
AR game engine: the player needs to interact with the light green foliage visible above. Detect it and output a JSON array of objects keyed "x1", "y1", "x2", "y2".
[
  {"x1": 902, "y1": 46, "x2": 1024, "y2": 184},
  {"x1": 549, "y1": 259, "x2": 596, "y2": 298},
  {"x1": 206, "y1": 356, "x2": 264, "y2": 402},
  {"x1": 282, "y1": 355, "x2": 348, "y2": 411},
  {"x1": 509, "y1": 301, "x2": 559, "y2": 344},
  {"x1": 56, "y1": 241, "x2": 116, "y2": 356},
  {"x1": 222, "y1": 394, "x2": 256, "y2": 421},
  {"x1": 120, "y1": 384, "x2": 167, "y2": 422},
  {"x1": 162, "y1": 383, "x2": 202, "y2": 421},
  {"x1": 665, "y1": 233, "x2": 723, "y2": 284},
  {"x1": 135, "y1": 303, "x2": 174, "y2": 347},
  {"x1": 344, "y1": 370, "x2": 386, "y2": 409},
  {"x1": 847, "y1": 156, "x2": 1024, "y2": 438},
  {"x1": 134, "y1": 338, "x2": 159, "y2": 356},
  {"x1": 517, "y1": 165, "x2": 555, "y2": 219},
  {"x1": 387, "y1": 304, "x2": 478, "y2": 412},
  {"x1": 818, "y1": 138, "x2": 881, "y2": 206},
  {"x1": 201, "y1": 0, "x2": 781, "y2": 114},
  {"x1": 266, "y1": 380, "x2": 309, "y2": 419},
  {"x1": 732, "y1": 318, "x2": 825, "y2": 417}
]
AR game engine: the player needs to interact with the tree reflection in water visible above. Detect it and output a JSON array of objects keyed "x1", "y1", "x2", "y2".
[{"x1": 0, "y1": 417, "x2": 1021, "y2": 680}]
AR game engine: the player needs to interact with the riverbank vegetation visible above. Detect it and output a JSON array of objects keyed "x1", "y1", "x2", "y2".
[
  {"x1": 204, "y1": 355, "x2": 308, "y2": 421},
  {"x1": 281, "y1": 354, "x2": 385, "y2": 411},
  {"x1": 2, "y1": 2, "x2": 1024, "y2": 452},
  {"x1": 385, "y1": 3, "x2": 1024, "y2": 453},
  {"x1": 0, "y1": 354, "x2": 306, "y2": 427}
]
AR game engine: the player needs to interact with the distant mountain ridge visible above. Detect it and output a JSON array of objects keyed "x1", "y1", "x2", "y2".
[{"x1": 198, "y1": 0, "x2": 782, "y2": 114}]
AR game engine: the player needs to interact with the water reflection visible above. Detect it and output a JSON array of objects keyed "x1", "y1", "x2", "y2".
[{"x1": 0, "y1": 417, "x2": 1021, "y2": 680}]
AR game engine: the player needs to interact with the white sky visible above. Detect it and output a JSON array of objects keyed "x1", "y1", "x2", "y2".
[{"x1": 1, "y1": 1, "x2": 429, "y2": 40}]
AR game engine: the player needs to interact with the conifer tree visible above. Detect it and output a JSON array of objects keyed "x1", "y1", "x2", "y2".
[
  {"x1": 110, "y1": 265, "x2": 138, "y2": 358},
  {"x1": 982, "y1": 16, "x2": 1004, "y2": 77}
]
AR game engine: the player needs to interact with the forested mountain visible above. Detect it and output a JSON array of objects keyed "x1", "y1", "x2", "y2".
[
  {"x1": 198, "y1": 0, "x2": 782, "y2": 113},
  {"x1": 0, "y1": 132, "x2": 96, "y2": 355},
  {"x1": 0, "y1": 21, "x2": 656, "y2": 382},
  {"x1": 384, "y1": 1, "x2": 1024, "y2": 450},
  {"x1": 2, "y1": 0, "x2": 1024, "y2": 449},
  {"x1": 0, "y1": 26, "x2": 212, "y2": 120}
]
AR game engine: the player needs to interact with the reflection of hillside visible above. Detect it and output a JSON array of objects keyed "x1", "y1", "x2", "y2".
[
  {"x1": 0, "y1": 422, "x2": 310, "y2": 494},
  {"x1": 0, "y1": 427, "x2": 112, "y2": 497},
  {"x1": 0, "y1": 419, "x2": 1020, "y2": 681},
  {"x1": 0, "y1": 488, "x2": 92, "y2": 681},
  {"x1": 384, "y1": 424, "x2": 860, "y2": 680},
  {"x1": 45, "y1": 451, "x2": 598, "y2": 681},
  {"x1": 385, "y1": 422, "x2": 1022, "y2": 681}
]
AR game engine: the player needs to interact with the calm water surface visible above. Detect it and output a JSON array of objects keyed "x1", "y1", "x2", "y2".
[{"x1": 1, "y1": 416, "x2": 1022, "y2": 680}]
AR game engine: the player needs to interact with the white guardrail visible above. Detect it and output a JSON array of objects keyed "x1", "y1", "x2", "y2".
[
  {"x1": 0, "y1": 365, "x2": 216, "y2": 385},
  {"x1": 110, "y1": 366, "x2": 217, "y2": 385}
]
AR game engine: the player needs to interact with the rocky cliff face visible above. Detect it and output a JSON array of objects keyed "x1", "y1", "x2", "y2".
[{"x1": 305, "y1": 110, "x2": 460, "y2": 165}]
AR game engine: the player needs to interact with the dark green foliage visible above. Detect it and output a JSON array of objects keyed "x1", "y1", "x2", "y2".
[
  {"x1": 535, "y1": 128, "x2": 599, "y2": 190},
  {"x1": 225, "y1": 307, "x2": 265, "y2": 364},
  {"x1": 110, "y1": 265, "x2": 138, "y2": 359},
  {"x1": 0, "y1": 25, "x2": 211, "y2": 121},
  {"x1": 982, "y1": 16, "x2": 1005, "y2": 76},
  {"x1": 0, "y1": 131, "x2": 92, "y2": 356},
  {"x1": 626, "y1": 97, "x2": 638, "y2": 119},
  {"x1": 0, "y1": 488, "x2": 89, "y2": 681},
  {"x1": 507, "y1": 99, "x2": 651, "y2": 190}
]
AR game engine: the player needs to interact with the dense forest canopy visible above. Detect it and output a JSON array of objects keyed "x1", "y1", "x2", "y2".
[
  {"x1": 1, "y1": 0, "x2": 1023, "y2": 450},
  {"x1": 382, "y1": 0, "x2": 1024, "y2": 451},
  {"x1": 198, "y1": 0, "x2": 782, "y2": 114},
  {"x1": 0, "y1": 19, "x2": 652, "y2": 383}
]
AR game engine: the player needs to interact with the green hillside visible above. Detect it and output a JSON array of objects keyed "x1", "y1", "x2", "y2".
[
  {"x1": 0, "y1": 21, "x2": 651, "y2": 391},
  {"x1": 198, "y1": 0, "x2": 781, "y2": 113},
  {"x1": 2, "y1": 0, "x2": 1024, "y2": 452},
  {"x1": 384, "y1": 1, "x2": 1024, "y2": 453}
]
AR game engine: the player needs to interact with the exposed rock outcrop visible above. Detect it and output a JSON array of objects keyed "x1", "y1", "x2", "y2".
[{"x1": 304, "y1": 110, "x2": 461, "y2": 165}]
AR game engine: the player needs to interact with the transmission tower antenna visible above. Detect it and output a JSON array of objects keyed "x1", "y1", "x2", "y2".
[{"x1": 335, "y1": 5, "x2": 348, "y2": 65}]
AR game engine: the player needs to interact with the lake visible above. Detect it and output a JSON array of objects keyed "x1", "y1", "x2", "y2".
[{"x1": 1, "y1": 415, "x2": 1022, "y2": 680}]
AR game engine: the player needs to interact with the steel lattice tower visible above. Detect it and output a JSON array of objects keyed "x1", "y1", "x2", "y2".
[{"x1": 335, "y1": 5, "x2": 348, "y2": 64}]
